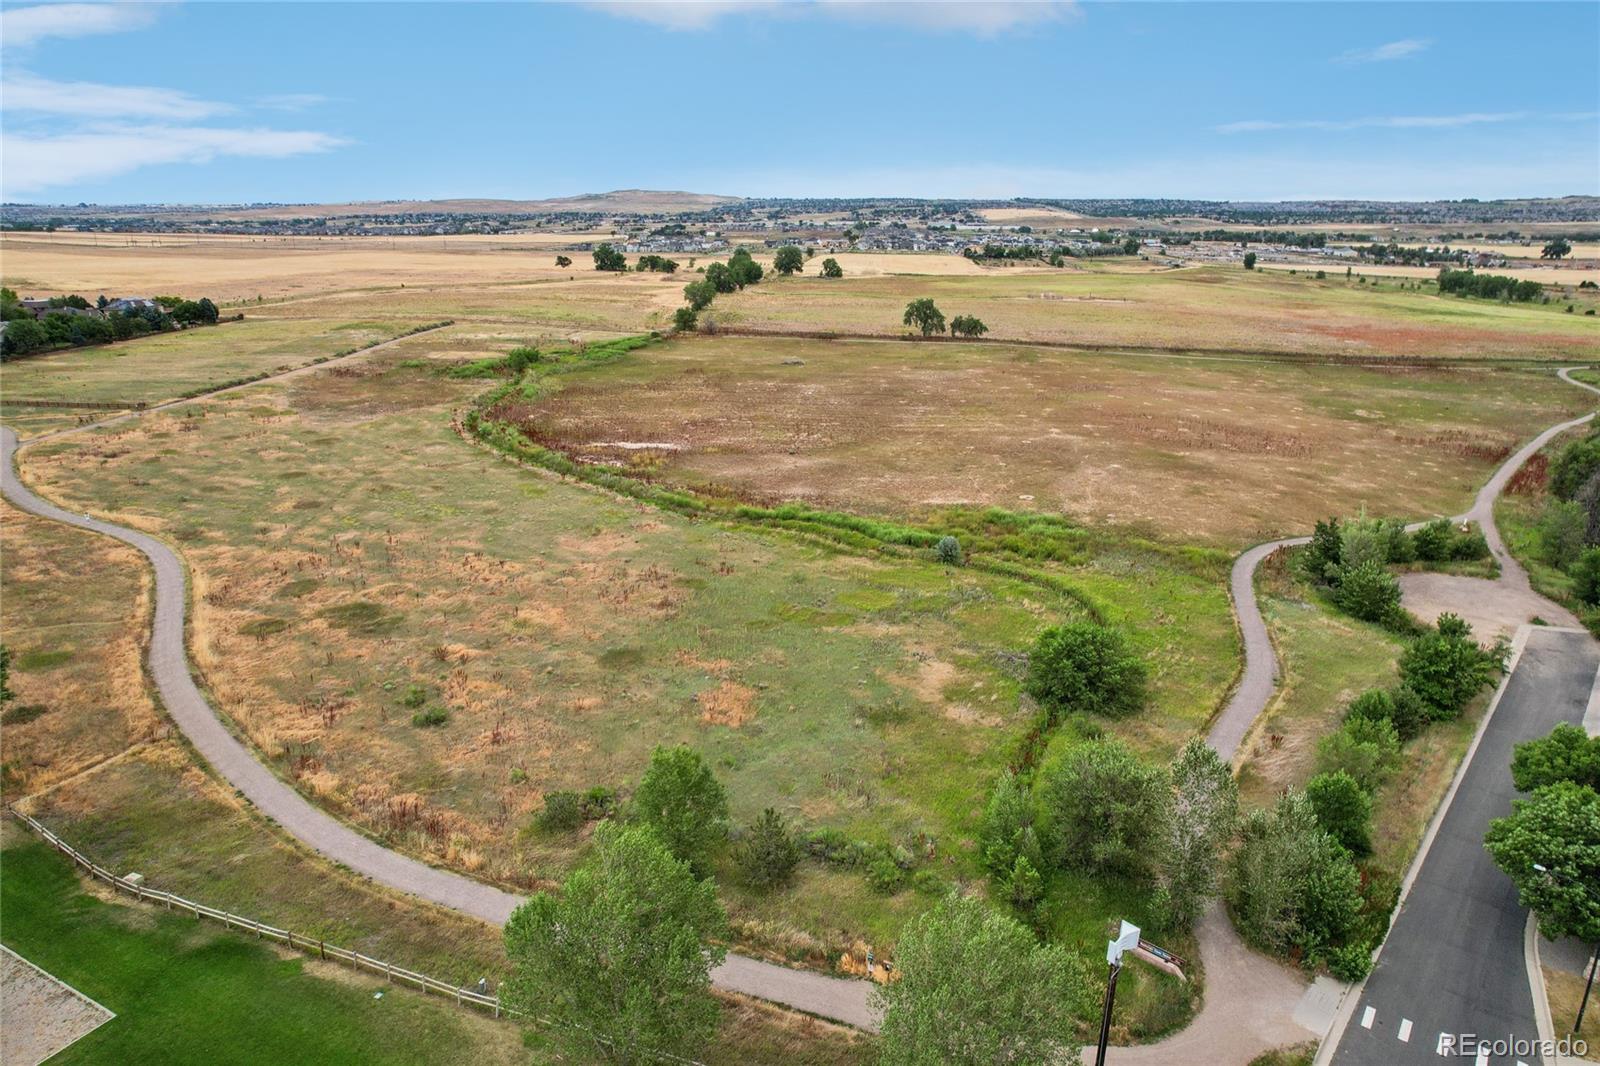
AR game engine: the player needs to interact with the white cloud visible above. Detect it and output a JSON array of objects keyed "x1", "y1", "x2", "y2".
[
  {"x1": 1332, "y1": 38, "x2": 1431, "y2": 65},
  {"x1": 583, "y1": 0, "x2": 1075, "y2": 34},
  {"x1": 0, "y1": 3, "x2": 162, "y2": 48},
  {"x1": 1, "y1": 124, "x2": 347, "y2": 195},
  {"x1": 3, "y1": 72, "x2": 231, "y2": 119}
]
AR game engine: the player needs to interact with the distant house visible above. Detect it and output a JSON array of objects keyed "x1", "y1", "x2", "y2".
[
  {"x1": 106, "y1": 297, "x2": 159, "y2": 313},
  {"x1": 18, "y1": 298, "x2": 105, "y2": 320}
]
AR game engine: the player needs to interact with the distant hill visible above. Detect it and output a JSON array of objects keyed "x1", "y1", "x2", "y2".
[{"x1": 2, "y1": 190, "x2": 745, "y2": 221}]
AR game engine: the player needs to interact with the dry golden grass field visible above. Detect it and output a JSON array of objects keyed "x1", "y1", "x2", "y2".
[
  {"x1": 507, "y1": 334, "x2": 1589, "y2": 546},
  {"x1": 1256, "y1": 258, "x2": 1600, "y2": 286}
]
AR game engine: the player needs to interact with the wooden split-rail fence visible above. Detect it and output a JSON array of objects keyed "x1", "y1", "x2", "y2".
[{"x1": 7, "y1": 807, "x2": 711, "y2": 1064}]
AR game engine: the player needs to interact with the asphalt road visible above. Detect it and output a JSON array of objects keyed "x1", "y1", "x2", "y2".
[{"x1": 1330, "y1": 627, "x2": 1599, "y2": 1066}]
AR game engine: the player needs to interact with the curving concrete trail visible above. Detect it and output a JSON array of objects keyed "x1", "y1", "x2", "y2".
[
  {"x1": 0, "y1": 423, "x2": 881, "y2": 1030},
  {"x1": 4, "y1": 353, "x2": 1595, "y2": 1054}
]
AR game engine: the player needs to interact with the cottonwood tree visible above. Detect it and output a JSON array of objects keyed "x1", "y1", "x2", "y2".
[
  {"x1": 773, "y1": 245, "x2": 805, "y2": 275},
  {"x1": 632, "y1": 745, "x2": 728, "y2": 875},
  {"x1": 1543, "y1": 238, "x2": 1573, "y2": 260},
  {"x1": 950, "y1": 315, "x2": 988, "y2": 337},
  {"x1": 820, "y1": 257, "x2": 844, "y2": 278},
  {"x1": 502, "y1": 823, "x2": 727, "y2": 1065},
  {"x1": 1227, "y1": 791, "x2": 1361, "y2": 958},
  {"x1": 902, "y1": 298, "x2": 946, "y2": 336},
  {"x1": 1159, "y1": 738, "x2": 1238, "y2": 928},
  {"x1": 875, "y1": 894, "x2": 1095, "y2": 1066},
  {"x1": 592, "y1": 243, "x2": 627, "y2": 271},
  {"x1": 1485, "y1": 782, "x2": 1600, "y2": 943},
  {"x1": 1511, "y1": 723, "x2": 1600, "y2": 793}
]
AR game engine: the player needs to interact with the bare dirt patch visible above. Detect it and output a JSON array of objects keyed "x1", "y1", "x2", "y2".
[{"x1": 699, "y1": 680, "x2": 758, "y2": 728}]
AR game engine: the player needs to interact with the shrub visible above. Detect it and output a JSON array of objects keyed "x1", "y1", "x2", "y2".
[
  {"x1": 1550, "y1": 431, "x2": 1600, "y2": 500},
  {"x1": 672, "y1": 307, "x2": 698, "y2": 332},
  {"x1": 867, "y1": 853, "x2": 907, "y2": 894},
  {"x1": 1327, "y1": 943, "x2": 1374, "y2": 982},
  {"x1": 1315, "y1": 716, "x2": 1400, "y2": 792},
  {"x1": 1007, "y1": 855, "x2": 1044, "y2": 911},
  {"x1": 1035, "y1": 739, "x2": 1168, "y2": 875},
  {"x1": 935, "y1": 535, "x2": 963, "y2": 566},
  {"x1": 1540, "y1": 500, "x2": 1588, "y2": 569},
  {"x1": 538, "y1": 790, "x2": 584, "y2": 832},
  {"x1": 505, "y1": 346, "x2": 541, "y2": 373},
  {"x1": 1227, "y1": 792, "x2": 1362, "y2": 958},
  {"x1": 399, "y1": 683, "x2": 428, "y2": 709},
  {"x1": 1306, "y1": 771, "x2": 1373, "y2": 854},
  {"x1": 1572, "y1": 547, "x2": 1600, "y2": 605},
  {"x1": 735, "y1": 808, "x2": 802, "y2": 891},
  {"x1": 1510, "y1": 722, "x2": 1600, "y2": 792},
  {"x1": 1304, "y1": 518, "x2": 1343, "y2": 583},
  {"x1": 980, "y1": 770, "x2": 1032, "y2": 875},
  {"x1": 1448, "y1": 527, "x2": 1489, "y2": 561},
  {"x1": 1333, "y1": 561, "x2": 1401, "y2": 624},
  {"x1": 411, "y1": 705, "x2": 449, "y2": 727},
  {"x1": 1024, "y1": 622, "x2": 1148, "y2": 720},
  {"x1": 1411, "y1": 518, "x2": 1453, "y2": 562},
  {"x1": 554, "y1": 255, "x2": 572, "y2": 268},
  {"x1": 950, "y1": 315, "x2": 989, "y2": 338},
  {"x1": 1387, "y1": 686, "x2": 1430, "y2": 741},
  {"x1": 820, "y1": 257, "x2": 843, "y2": 278},
  {"x1": 1399, "y1": 614, "x2": 1501, "y2": 720},
  {"x1": 632, "y1": 745, "x2": 729, "y2": 875}
]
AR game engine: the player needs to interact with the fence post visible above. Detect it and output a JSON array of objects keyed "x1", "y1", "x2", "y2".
[{"x1": 319, "y1": 939, "x2": 326, "y2": 961}]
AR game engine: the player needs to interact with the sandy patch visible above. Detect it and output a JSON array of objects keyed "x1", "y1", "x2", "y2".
[{"x1": 698, "y1": 680, "x2": 757, "y2": 727}]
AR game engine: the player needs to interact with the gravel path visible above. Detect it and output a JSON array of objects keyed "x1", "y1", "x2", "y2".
[{"x1": 4, "y1": 353, "x2": 1592, "y2": 1054}]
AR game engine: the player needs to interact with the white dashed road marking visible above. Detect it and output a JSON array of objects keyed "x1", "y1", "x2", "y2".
[
  {"x1": 1397, "y1": 1018, "x2": 1413, "y2": 1043},
  {"x1": 1361, "y1": 1005, "x2": 1376, "y2": 1029}
]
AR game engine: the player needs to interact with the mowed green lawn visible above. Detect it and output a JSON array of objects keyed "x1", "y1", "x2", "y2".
[{"x1": 0, "y1": 834, "x2": 526, "y2": 1066}]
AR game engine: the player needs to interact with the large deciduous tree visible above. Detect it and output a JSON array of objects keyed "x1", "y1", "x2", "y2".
[
  {"x1": 1485, "y1": 781, "x2": 1600, "y2": 943},
  {"x1": 875, "y1": 894, "x2": 1095, "y2": 1066},
  {"x1": 1160, "y1": 738, "x2": 1238, "y2": 927},
  {"x1": 502, "y1": 822, "x2": 727, "y2": 1065},
  {"x1": 902, "y1": 298, "x2": 946, "y2": 336}
]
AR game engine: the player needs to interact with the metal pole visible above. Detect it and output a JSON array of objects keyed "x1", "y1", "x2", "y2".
[
  {"x1": 1094, "y1": 960, "x2": 1121, "y2": 1066},
  {"x1": 1576, "y1": 943, "x2": 1598, "y2": 1035}
]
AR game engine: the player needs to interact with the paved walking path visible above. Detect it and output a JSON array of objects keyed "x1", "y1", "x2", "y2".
[{"x1": 3, "y1": 354, "x2": 1593, "y2": 1054}]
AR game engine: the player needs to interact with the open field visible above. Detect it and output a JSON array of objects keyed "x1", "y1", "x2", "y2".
[
  {"x1": 513, "y1": 333, "x2": 1587, "y2": 546},
  {"x1": 1, "y1": 502, "x2": 870, "y2": 1064},
  {"x1": 1255, "y1": 258, "x2": 1600, "y2": 287},
  {"x1": 16, "y1": 348, "x2": 1237, "y2": 960},
  {"x1": 0, "y1": 503, "x2": 161, "y2": 795},
  {"x1": 0, "y1": 318, "x2": 422, "y2": 435},
  {"x1": 708, "y1": 263, "x2": 1600, "y2": 360}
]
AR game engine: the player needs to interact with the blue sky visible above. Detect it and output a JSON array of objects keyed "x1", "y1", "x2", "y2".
[{"x1": 2, "y1": 1, "x2": 1596, "y2": 204}]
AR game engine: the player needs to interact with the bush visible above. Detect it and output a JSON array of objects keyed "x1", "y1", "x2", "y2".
[
  {"x1": 1398, "y1": 614, "x2": 1500, "y2": 720},
  {"x1": 935, "y1": 535, "x2": 963, "y2": 566},
  {"x1": 735, "y1": 808, "x2": 802, "y2": 891},
  {"x1": 1024, "y1": 622, "x2": 1148, "y2": 720},
  {"x1": 632, "y1": 745, "x2": 729, "y2": 875},
  {"x1": 1315, "y1": 716, "x2": 1400, "y2": 792},
  {"x1": 1333, "y1": 561, "x2": 1401, "y2": 624},
  {"x1": 820, "y1": 257, "x2": 843, "y2": 278},
  {"x1": 1540, "y1": 500, "x2": 1588, "y2": 569},
  {"x1": 1411, "y1": 518, "x2": 1453, "y2": 562},
  {"x1": 1306, "y1": 771, "x2": 1373, "y2": 854},
  {"x1": 399, "y1": 683, "x2": 428, "y2": 709},
  {"x1": 1035, "y1": 739, "x2": 1168, "y2": 875},
  {"x1": 538, "y1": 790, "x2": 584, "y2": 832},
  {"x1": 505, "y1": 346, "x2": 541, "y2": 373},
  {"x1": 1304, "y1": 518, "x2": 1343, "y2": 583},
  {"x1": 672, "y1": 307, "x2": 698, "y2": 332},
  {"x1": 1510, "y1": 722, "x2": 1600, "y2": 792},
  {"x1": 1227, "y1": 792, "x2": 1362, "y2": 958},
  {"x1": 980, "y1": 770, "x2": 1034, "y2": 876},
  {"x1": 1387, "y1": 686, "x2": 1430, "y2": 742},
  {"x1": 1551, "y1": 431, "x2": 1600, "y2": 500},
  {"x1": 1327, "y1": 943, "x2": 1374, "y2": 982},
  {"x1": 867, "y1": 853, "x2": 907, "y2": 894},
  {"x1": 411, "y1": 705, "x2": 449, "y2": 727},
  {"x1": 1573, "y1": 547, "x2": 1600, "y2": 605}
]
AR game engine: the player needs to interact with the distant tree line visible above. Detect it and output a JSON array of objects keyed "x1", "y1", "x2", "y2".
[
  {"x1": 1436, "y1": 267, "x2": 1543, "y2": 303},
  {"x1": 1357, "y1": 242, "x2": 1468, "y2": 266},
  {"x1": 1, "y1": 288, "x2": 221, "y2": 360}
]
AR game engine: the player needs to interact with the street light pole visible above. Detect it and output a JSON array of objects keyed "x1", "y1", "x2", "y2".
[
  {"x1": 1577, "y1": 944, "x2": 1597, "y2": 1036},
  {"x1": 1094, "y1": 958, "x2": 1122, "y2": 1066}
]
